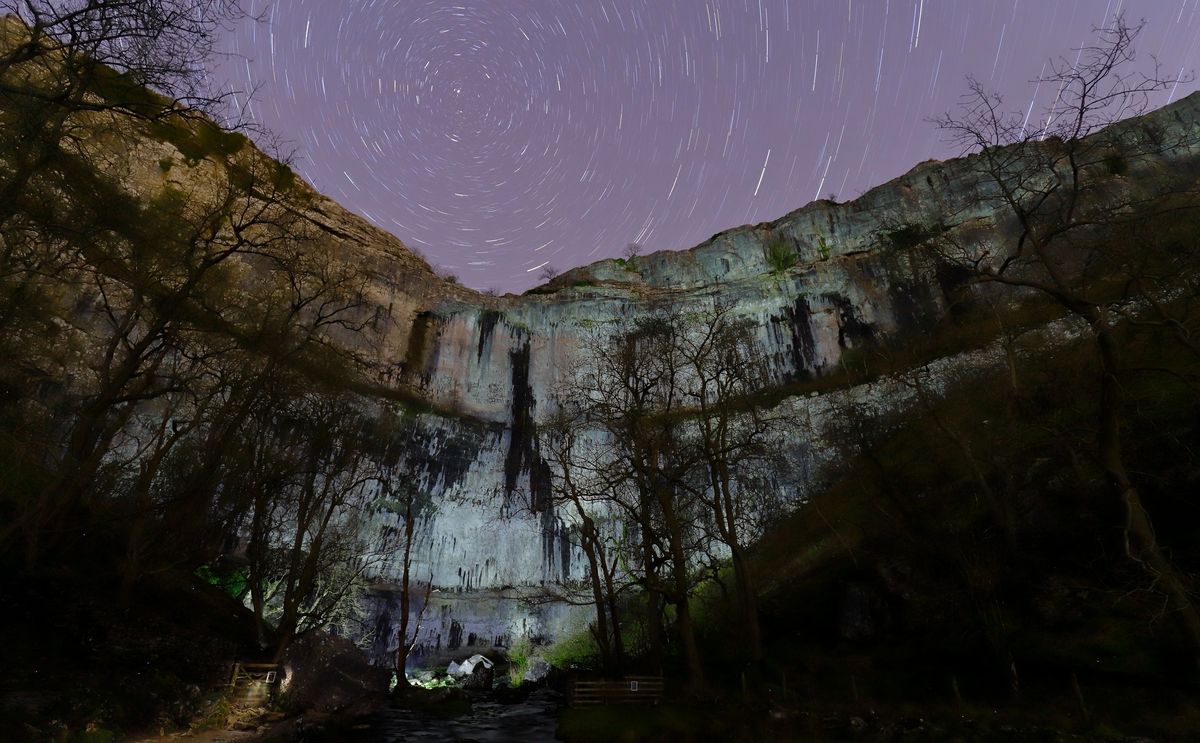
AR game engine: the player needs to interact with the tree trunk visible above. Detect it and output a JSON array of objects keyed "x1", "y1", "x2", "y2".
[
  {"x1": 675, "y1": 594, "x2": 705, "y2": 696},
  {"x1": 394, "y1": 500, "x2": 416, "y2": 687},
  {"x1": 581, "y1": 537, "x2": 614, "y2": 674},
  {"x1": 1092, "y1": 324, "x2": 1200, "y2": 670},
  {"x1": 729, "y1": 545, "x2": 764, "y2": 668},
  {"x1": 603, "y1": 554, "x2": 627, "y2": 676}
]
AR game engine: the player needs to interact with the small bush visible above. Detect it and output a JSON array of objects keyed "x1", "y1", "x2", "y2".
[
  {"x1": 545, "y1": 630, "x2": 599, "y2": 670},
  {"x1": 271, "y1": 162, "x2": 297, "y2": 191},
  {"x1": 763, "y1": 236, "x2": 799, "y2": 274},
  {"x1": 886, "y1": 223, "x2": 943, "y2": 250},
  {"x1": 506, "y1": 636, "x2": 533, "y2": 684}
]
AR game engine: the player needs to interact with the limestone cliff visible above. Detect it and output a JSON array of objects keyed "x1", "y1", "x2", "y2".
[{"x1": 7, "y1": 30, "x2": 1199, "y2": 662}]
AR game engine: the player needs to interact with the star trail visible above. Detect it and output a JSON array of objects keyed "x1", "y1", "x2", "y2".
[{"x1": 222, "y1": 1, "x2": 1200, "y2": 292}]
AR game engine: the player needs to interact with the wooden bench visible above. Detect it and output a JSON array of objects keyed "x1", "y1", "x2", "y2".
[{"x1": 569, "y1": 676, "x2": 664, "y2": 707}]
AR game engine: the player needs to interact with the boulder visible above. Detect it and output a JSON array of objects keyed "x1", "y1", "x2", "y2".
[
  {"x1": 277, "y1": 632, "x2": 390, "y2": 715},
  {"x1": 461, "y1": 661, "x2": 494, "y2": 690},
  {"x1": 448, "y1": 653, "x2": 494, "y2": 678},
  {"x1": 523, "y1": 657, "x2": 551, "y2": 683}
]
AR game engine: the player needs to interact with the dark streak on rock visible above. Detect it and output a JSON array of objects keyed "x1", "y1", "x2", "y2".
[
  {"x1": 780, "y1": 295, "x2": 817, "y2": 379},
  {"x1": 477, "y1": 309, "x2": 501, "y2": 362}
]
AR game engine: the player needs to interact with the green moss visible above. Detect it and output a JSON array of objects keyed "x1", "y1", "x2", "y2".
[
  {"x1": 572, "y1": 280, "x2": 594, "y2": 288},
  {"x1": 817, "y1": 234, "x2": 831, "y2": 260}
]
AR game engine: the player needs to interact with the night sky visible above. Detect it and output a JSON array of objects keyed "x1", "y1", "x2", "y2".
[{"x1": 221, "y1": 1, "x2": 1200, "y2": 293}]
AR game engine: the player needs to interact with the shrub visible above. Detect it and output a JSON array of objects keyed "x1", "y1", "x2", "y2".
[
  {"x1": 885, "y1": 222, "x2": 944, "y2": 250},
  {"x1": 762, "y1": 236, "x2": 798, "y2": 274},
  {"x1": 506, "y1": 637, "x2": 533, "y2": 684},
  {"x1": 545, "y1": 630, "x2": 599, "y2": 671}
]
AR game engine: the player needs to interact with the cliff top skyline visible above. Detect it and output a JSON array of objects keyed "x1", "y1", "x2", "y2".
[{"x1": 218, "y1": 0, "x2": 1200, "y2": 293}]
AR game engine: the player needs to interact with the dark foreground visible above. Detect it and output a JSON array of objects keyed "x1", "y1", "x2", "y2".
[{"x1": 347, "y1": 688, "x2": 563, "y2": 743}]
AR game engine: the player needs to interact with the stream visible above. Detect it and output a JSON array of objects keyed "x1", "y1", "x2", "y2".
[{"x1": 349, "y1": 688, "x2": 564, "y2": 742}]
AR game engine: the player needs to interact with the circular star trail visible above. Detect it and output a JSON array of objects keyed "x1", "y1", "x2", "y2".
[{"x1": 223, "y1": 1, "x2": 1200, "y2": 292}]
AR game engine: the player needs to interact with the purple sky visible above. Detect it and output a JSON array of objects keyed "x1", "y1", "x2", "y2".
[{"x1": 221, "y1": 1, "x2": 1200, "y2": 293}]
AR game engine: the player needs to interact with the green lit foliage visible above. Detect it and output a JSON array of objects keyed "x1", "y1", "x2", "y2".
[
  {"x1": 506, "y1": 636, "x2": 532, "y2": 684},
  {"x1": 407, "y1": 675, "x2": 458, "y2": 690},
  {"x1": 196, "y1": 565, "x2": 249, "y2": 600},
  {"x1": 545, "y1": 629, "x2": 600, "y2": 671}
]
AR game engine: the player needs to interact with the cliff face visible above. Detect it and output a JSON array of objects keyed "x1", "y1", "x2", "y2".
[
  {"x1": 8, "y1": 24, "x2": 1199, "y2": 663},
  {"x1": 307, "y1": 91, "x2": 1195, "y2": 664}
]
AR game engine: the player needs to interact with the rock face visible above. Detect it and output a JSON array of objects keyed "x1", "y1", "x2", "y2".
[
  {"x1": 340, "y1": 92, "x2": 1200, "y2": 666},
  {"x1": 16, "y1": 52, "x2": 1200, "y2": 668}
]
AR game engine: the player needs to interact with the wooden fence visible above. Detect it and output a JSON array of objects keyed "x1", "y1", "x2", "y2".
[
  {"x1": 228, "y1": 662, "x2": 281, "y2": 707},
  {"x1": 569, "y1": 676, "x2": 664, "y2": 708}
]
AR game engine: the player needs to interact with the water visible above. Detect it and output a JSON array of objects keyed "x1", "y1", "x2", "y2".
[{"x1": 351, "y1": 688, "x2": 564, "y2": 742}]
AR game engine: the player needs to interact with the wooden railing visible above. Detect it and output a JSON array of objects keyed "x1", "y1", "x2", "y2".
[
  {"x1": 569, "y1": 676, "x2": 664, "y2": 707},
  {"x1": 228, "y1": 662, "x2": 280, "y2": 707}
]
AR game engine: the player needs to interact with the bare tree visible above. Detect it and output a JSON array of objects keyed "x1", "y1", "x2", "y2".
[
  {"x1": 673, "y1": 303, "x2": 785, "y2": 674},
  {"x1": 538, "y1": 408, "x2": 629, "y2": 677},
  {"x1": 0, "y1": 1, "x2": 249, "y2": 223},
  {"x1": 931, "y1": 16, "x2": 1200, "y2": 666},
  {"x1": 370, "y1": 472, "x2": 434, "y2": 687},
  {"x1": 0, "y1": 151, "x2": 312, "y2": 563},
  {"x1": 569, "y1": 311, "x2": 706, "y2": 689}
]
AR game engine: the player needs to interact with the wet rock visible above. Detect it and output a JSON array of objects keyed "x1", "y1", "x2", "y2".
[
  {"x1": 461, "y1": 662, "x2": 495, "y2": 691},
  {"x1": 391, "y1": 685, "x2": 472, "y2": 717}
]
